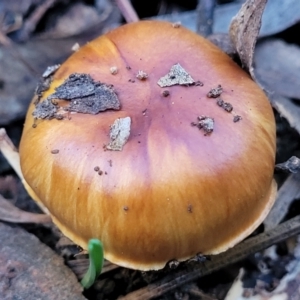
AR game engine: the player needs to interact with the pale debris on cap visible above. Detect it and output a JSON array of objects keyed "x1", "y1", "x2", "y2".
[
  {"x1": 157, "y1": 63, "x2": 195, "y2": 87},
  {"x1": 106, "y1": 117, "x2": 131, "y2": 151}
]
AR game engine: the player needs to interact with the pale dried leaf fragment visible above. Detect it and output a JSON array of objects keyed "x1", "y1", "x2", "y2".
[
  {"x1": 42, "y1": 64, "x2": 60, "y2": 78},
  {"x1": 229, "y1": 0, "x2": 267, "y2": 77},
  {"x1": 0, "y1": 194, "x2": 51, "y2": 224},
  {"x1": 157, "y1": 63, "x2": 195, "y2": 87},
  {"x1": 106, "y1": 117, "x2": 131, "y2": 151}
]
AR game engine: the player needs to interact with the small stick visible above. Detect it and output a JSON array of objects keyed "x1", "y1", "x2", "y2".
[
  {"x1": 120, "y1": 214, "x2": 300, "y2": 300},
  {"x1": 0, "y1": 128, "x2": 49, "y2": 214},
  {"x1": 0, "y1": 128, "x2": 23, "y2": 180},
  {"x1": 115, "y1": 0, "x2": 139, "y2": 23}
]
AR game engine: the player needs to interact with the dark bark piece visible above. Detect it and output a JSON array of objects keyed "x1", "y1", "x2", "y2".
[
  {"x1": 254, "y1": 39, "x2": 300, "y2": 100},
  {"x1": 33, "y1": 74, "x2": 121, "y2": 119},
  {"x1": 0, "y1": 222, "x2": 86, "y2": 300},
  {"x1": 229, "y1": 0, "x2": 267, "y2": 77}
]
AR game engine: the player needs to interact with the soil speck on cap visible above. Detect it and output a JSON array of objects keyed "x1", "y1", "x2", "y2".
[
  {"x1": 216, "y1": 99, "x2": 233, "y2": 112},
  {"x1": 110, "y1": 66, "x2": 118, "y2": 75},
  {"x1": 207, "y1": 85, "x2": 223, "y2": 98},
  {"x1": 188, "y1": 204, "x2": 193, "y2": 213},
  {"x1": 123, "y1": 206, "x2": 129, "y2": 211},
  {"x1": 94, "y1": 166, "x2": 100, "y2": 172},
  {"x1": 192, "y1": 116, "x2": 214, "y2": 135},
  {"x1": 162, "y1": 90, "x2": 170, "y2": 97},
  {"x1": 157, "y1": 63, "x2": 195, "y2": 87},
  {"x1": 51, "y1": 149, "x2": 59, "y2": 154},
  {"x1": 136, "y1": 70, "x2": 148, "y2": 80},
  {"x1": 233, "y1": 115, "x2": 242, "y2": 122},
  {"x1": 195, "y1": 80, "x2": 204, "y2": 86},
  {"x1": 172, "y1": 22, "x2": 181, "y2": 28}
]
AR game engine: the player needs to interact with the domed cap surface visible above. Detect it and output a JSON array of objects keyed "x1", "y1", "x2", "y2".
[{"x1": 20, "y1": 21, "x2": 277, "y2": 270}]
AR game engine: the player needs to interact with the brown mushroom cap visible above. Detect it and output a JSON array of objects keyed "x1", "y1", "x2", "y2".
[{"x1": 19, "y1": 20, "x2": 277, "y2": 270}]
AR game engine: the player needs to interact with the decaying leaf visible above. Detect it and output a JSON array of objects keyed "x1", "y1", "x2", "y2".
[
  {"x1": 229, "y1": 0, "x2": 267, "y2": 77},
  {"x1": 105, "y1": 117, "x2": 131, "y2": 151},
  {"x1": 0, "y1": 194, "x2": 51, "y2": 224},
  {"x1": 157, "y1": 63, "x2": 195, "y2": 87},
  {"x1": 254, "y1": 39, "x2": 300, "y2": 100},
  {"x1": 0, "y1": 222, "x2": 85, "y2": 299}
]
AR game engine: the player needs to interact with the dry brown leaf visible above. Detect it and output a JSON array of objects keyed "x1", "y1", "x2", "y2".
[
  {"x1": 254, "y1": 39, "x2": 300, "y2": 100},
  {"x1": 0, "y1": 222, "x2": 86, "y2": 299},
  {"x1": 229, "y1": 0, "x2": 267, "y2": 77},
  {"x1": 0, "y1": 194, "x2": 51, "y2": 224}
]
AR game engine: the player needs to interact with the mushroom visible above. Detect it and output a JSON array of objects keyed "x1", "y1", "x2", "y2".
[{"x1": 19, "y1": 20, "x2": 277, "y2": 271}]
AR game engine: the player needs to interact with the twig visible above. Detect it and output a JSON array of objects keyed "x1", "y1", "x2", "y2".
[
  {"x1": 115, "y1": 0, "x2": 139, "y2": 23},
  {"x1": 0, "y1": 30, "x2": 38, "y2": 76},
  {"x1": 17, "y1": 0, "x2": 58, "y2": 41},
  {"x1": 196, "y1": 0, "x2": 216, "y2": 36},
  {"x1": 264, "y1": 172, "x2": 300, "y2": 230},
  {"x1": 0, "y1": 128, "x2": 49, "y2": 214},
  {"x1": 0, "y1": 128, "x2": 23, "y2": 180},
  {"x1": 0, "y1": 194, "x2": 51, "y2": 224},
  {"x1": 120, "y1": 215, "x2": 300, "y2": 300}
]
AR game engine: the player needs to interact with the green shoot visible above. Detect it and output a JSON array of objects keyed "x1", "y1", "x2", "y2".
[{"x1": 81, "y1": 239, "x2": 104, "y2": 289}]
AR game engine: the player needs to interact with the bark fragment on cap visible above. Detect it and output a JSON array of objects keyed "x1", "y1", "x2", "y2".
[
  {"x1": 33, "y1": 73, "x2": 121, "y2": 119},
  {"x1": 106, "y1": 117, "x2": 131, "y2": 151},
  {"x1": 157, "y1": 63, "x2": 195, "y2": 87}
]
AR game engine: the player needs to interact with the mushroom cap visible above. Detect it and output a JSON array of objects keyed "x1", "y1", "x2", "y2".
[{"x1": 19, "y1": 20, "x2": 277, "y2": 271}]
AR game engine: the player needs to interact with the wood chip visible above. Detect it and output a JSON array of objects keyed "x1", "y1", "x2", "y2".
[
  {"x1": 157, "y1": 63, "x2": 195, "y2": 87},
  {"x1": 105, "y1": 117, "x2": 131, "y2": 151}
]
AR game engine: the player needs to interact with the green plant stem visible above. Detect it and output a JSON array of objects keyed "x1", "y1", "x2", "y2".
[{"x1": 81, "y1": 239, "x2": 104, "y2": 289}]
